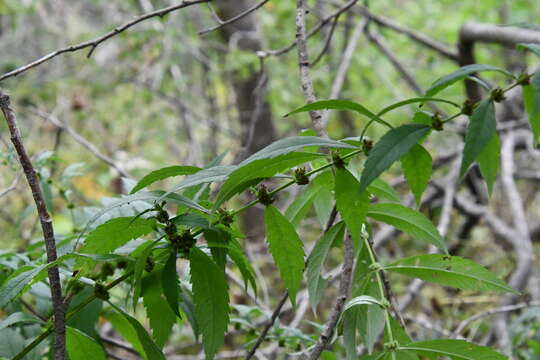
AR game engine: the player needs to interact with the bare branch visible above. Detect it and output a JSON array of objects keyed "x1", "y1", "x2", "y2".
[
  {"x1": 199, "y1": 0, "x2": 270, "y2": 35},
  {"x1": 0, "y1": 0, "x2": 210, "y2": 81},
  {"x1": 0, "y1": 92, "x2": 66, "y2": 359},
  {"x1": 295, "y1": 0, "x2": 327, "y2": 137}
]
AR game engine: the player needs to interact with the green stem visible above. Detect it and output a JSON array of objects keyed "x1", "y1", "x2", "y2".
[
  {"x1": 362, "y1": 235, "x2": 396, "y2": 359},
  {"x1": 14, "y1": 147, "x2": 364, "y2": 359}
]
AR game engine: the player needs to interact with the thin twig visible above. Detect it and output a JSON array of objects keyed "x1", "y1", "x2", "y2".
[
  {"x1": 0, "y1": 0, "x2": 210, "y2": 81},
  {"x1": 0, "y1": 174, "x2": 20, "y2": 200},
  {"x1": 30, "y1": 108, "x2": 131, "y2": 178},
  {"x1": 0, "y1": 92, "x2": 66, "y2": 360},
  {"x1": 199, "y1": 0, "x2": 271, "y2": 35}
]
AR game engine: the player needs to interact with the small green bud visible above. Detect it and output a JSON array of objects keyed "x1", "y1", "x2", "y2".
[
  {"x1": 431, "y1": 113, "x2": 443, "y2": 131},
  {"x1": 362, "y1": 139, "x2": 373, "y2": 155},
  {"x1": 94, "y1": 282, "x2": 110, "y2": 301},
  {"x1": 461, "y1": 99, "x2": 475, "y2": 116},
  {"x1": 332, "y1": 152, "x2": 346, "y2": 169},
  {"x1": 294, "y1": 167, "x2": 310, "y2": 185},
  {"x1": 490, "y1": 87, "x2": 506, "y2": 103},
  {"x1": 257, "y1": 184, "x2": 274, "y2": 206}
]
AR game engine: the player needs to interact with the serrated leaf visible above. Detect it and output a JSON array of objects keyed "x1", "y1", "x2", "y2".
[
  {"x1": 285, "y1": 184, "x2": 319, "y2": 226},
  {"x1": 242, "y1": 136, "x2": 356, "y2": 164},
  {"x1": 179, "y1": 286, "x2": 200, "y2": 339},
  {"x1": 0, "y1": 265, "x2": 47, "y2": 308},
  {"x1": 523, "y1": 71, "x2": 540, "y2": 145},
  {"x1": 477, "y1": 133, "x2": 500, "y2": 195},
  {"x1": 170, "y1": 213, "x2": 210, "y2": 229},
  {"x1": 109, "y1": 302, "x2": 166, "y2": 360},
  {"x1": 214, "y1": 152, "x2": 325, "y2": 210},
  {"x1": 426, "y1": 64, "x2": 514, "y2": 97},
  {"x1": 399, "y1": 339, "x2": 507, "y2": 360},
  {"x1": 228, "y1": 239, "x2": 257, "y2": 294},
  {"x1": 367, "y1": 178, "x2": 401, "y2": 203},
  {"x1": 357, "y1": 282, "x2": 386, "y2": 354},
  {"x1": 517, "y1": 43, "x2": 540, "y2": 58},
  {"x1": 307, "y1": 222, "x2": 345, "y2": 312},
  {"x1": 401, "y1": 144, "x2": 432, "y2": 207},
  {"x1": 312, "y1": 171, "x2": 334, "y2": 227},
  {"x1": 80, "y1": 217, "x2": 156, "y2": 255},
  {"x1": 460, "y1": 100, "x2": 497, "y2": 177},
  {"x1": 190, "y1": 247, "x2": 230, "y2": 360},
  {"x1": 104, "y1": 310, "x2": 144, "y2": 355},
  {"x1": 336, "y1": 169, "x2": 369, "y2": 245},
  {"x1": 359, "y1": 124, "x2": 431, "y2": 193},
  {"x1": 142, "y1": 272, "x2": 175, "y2": 348},
  {"x1": 264, "y1": 205, "x2": 305, "y2": 306},
  {"x1": 167, "y1": 165, "x2": 236, "y2": 195},
  {"x1": 367, "y1": 203, "x2": 447, "y2": 252},
  {"x1": 162, "y1": 251, "x2": 182, "y2": 318},
  {"x1": 131, "y1": 165, "x2": 201, "y2": 194},
  {"x1": 0, "y1": 312, "x2": 43, "y2": 332},
  {"x1": 66, "y1": 327, "x2": 107, "y2": 360},
  {"x1": 384, "y1": 254, "x2": 518, "y2": 293}
]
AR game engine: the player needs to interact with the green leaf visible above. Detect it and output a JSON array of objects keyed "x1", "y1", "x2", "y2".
[
  {"x1": 312, "y1": 171, "x2": 334, "y2": 227},
  {"x1": 66, "y1": 327, "x2": 107, "y2": 360},
  {"x1": 242, "y1": 136, "x2": 356, "y2": 164},
  {"x1": 307, "y1": 222, "x2": 345, "y2": 312},
  {"x1": 167, "y1": 165, "x2": 236, "y2": 194},
  {"x1": 517, "y1": 43, "x2": 540, "y2": 58},
  {"x1": 343, "y1": 295, "x2": 383, "y2": 311},
  {"x1": 401, "y1": 144, "x2": 432, "y2": 207},
  {"x1": 286, "y1": 100, "x2": 377, "y2": 119},
  {"x1": 285, "y1": 184, "x2": 319, "y2": 226},
  {"x1": 426, "y1": 64, "x2": 514, "y2": 97},
  {"x1": 0, "y1": 312, "x2": 43, "y2": 332},
  {"x1": 162, "y1": 251, "x2": 182, "y2": 318},
  {"x1": 190, "y1": 247, "x2": 230, "y2": 360},
  {"x1": 460, "y1": 100, "x2": 497, "y2": 177},
  {"x1": 477, "y1": 133, "x2": 500, "y2": 195},
  {"x1": 0, "y1": 265, "x2": 47, "y2": 308},
  {"x1": 367, "y1": 203, "x2": 447, "y2": 252},
  {"x1": 132, "y1": 240, "x2": 157, "y2": 310},
  {"x1": 523, "y1": 71, "x2": 540, "y2": 145},
  {"x1": 264, "y1": 205, "x2": 305, "y2": 306},
  {"x1": 384, "y1": 254, "x2": 518, "y2": 294},
  {"x1": 342, "y1": 308, "x2": 359, "y2": 360},
  {"x1": 228, "y1": 239, "x2": 257, "y2": 294},
  {"x1": 80, "y1": 217, "x2": 156, "y2": 255},
  {"x1": 367, "y1": 178, "x2": 401, "y2": 203},
  {"x1": 359, "y1": 124, "x2": 431, "y2": 193},
  {"x1": 214, "y1": 152, "x2": 325, "y2": 209},
  {"x1": 376, "y1": 97, "x2": 460, "y2": 116},
  {"x1": 335, "y1": 169, "x2": 369, "y2": 245},
  {"x1": 399, "y1": 339, "x2": 508, "y2": 360},
  {"x1": 357, "y1": 282, "x2": 386, "y2": 354},
  {"x1": 171, "y1": 213, "x2": 210, "y2": 229},
  {"x1": 109, "y1": 302, "x2": 166, "y2": 360},
  {"x1": 130, "y1": 165, "x2": 201, "y2": 194},
  {"x1": 142, "y1": 272, "x2": 176, "y2": 348},
  {"x1": 104, "y1": 310, "x2": 144, "y2": 355}
]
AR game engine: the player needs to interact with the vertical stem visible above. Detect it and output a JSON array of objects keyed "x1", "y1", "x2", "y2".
[{"x1": 0, "y1": 92, "x2": 65, "y2": 359}]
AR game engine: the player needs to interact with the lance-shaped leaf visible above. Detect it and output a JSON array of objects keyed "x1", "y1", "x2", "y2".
[
  {"x1": 523, "y1": 71, "x2": 540, "y2": 145},
  {"x1": 401, "y1": 144, "x2": 432, "y2": 207},
  {"x1": 335, "y1": 169, "x2": 369, "y2": 246},
  {"x1": 286, "y1": 99, "x2": 377, "y2": 119},
  {"x1": 214, "y1": 152, "x2": 325, "y2": 209},
  {"x1": 80, "y1": 217, "x2": 156, "y2": 255},
  {"x1": 0, "y1": 312, "x2": 43, "y2": 332},
  {"x1": 0, "y1": 264, "x2": 47, "y2": 308},
  {"x1": 162, "y1": 251, "x2": 182, "y2": 318},
  {"x1": 517, "y1": 43, "x2": 540, "y2": 58},
  {"x1": 399, "y1": 339, "x2": 507, "y2": 360},
  {"x1": 359, "y1": 124, "x2": 431, "y2": 193},
  {"x1": 142, "y1": 272, "x2": 175, "y2": 348},
  {"x1": 109, "y1": 302, "x2": 166, "y2": 360},
  {"x1": 66, "y1": 327, "x2": 107, "y2": 360},
  {"x1": 131, "y1": 165, "x2": 201, "y2": 194},
  {"x1": 190, "y1": 247, "x2": 230, "y2": 360},
  {"x1": 384, "y1": 254, "x2": 518, "y2": 293},
  {"x1": 426, "y1": 64, "x2": 514, "y2": 97},
  {"x1": 367, "y1": 178, "x2": 401, "y2": 203},
  {"x1": 264, "y1": 205, "x2": 305, "y2": 306},
  {"x1": 242, "y1": 136, "x2": 356, "y2": 164},
  {"x1": 167, "y1": 165, "x2": 236, "y2": 195},
  {"x1": 477, "y1": 133, "x2": 500, "y2": 195},
  {"x1": 228, "y1": 239, "x2": 257, "y2": 294},
  {"x1": 460, "y1": 100, "x2": 497, "y2": 177},
  {"x1": 307, "y1": 222, "x2": 345, "y2": 312},
  {"x1": 367, "y1": 203, "x2": 447, "y2": 252}
]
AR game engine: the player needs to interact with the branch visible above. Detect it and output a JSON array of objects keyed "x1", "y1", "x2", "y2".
[
  {"x1": 198, "y1": 0, "x2": 270, "y2": 35},
  {"x1": 0, "y1": 92, "x2": 66, "y2": 359},
  {"x1": 0, "y1": 0, "x2": 210, "y2": 81},
  {"x1": 30, "y1": 108, "x2": 132, "y2": 178},
  {"x1": 295, "y1": 0, "x2": 327, "y2": 137},
  {"x1": 0, "y1": 174, "x2": 20, "y2": 200}
]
